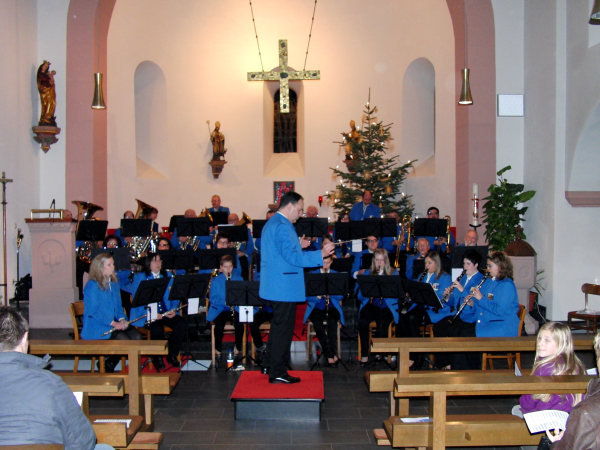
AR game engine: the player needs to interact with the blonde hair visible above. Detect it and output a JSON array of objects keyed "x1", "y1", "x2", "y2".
[
  {"x1": 89, "y1": 253, "x2": 117, "y2": 290},
  {"x1": 530, "y1": 321, "x2": 585, "y2": 404},
  {"x1": 369, "y1": 248, "x2": 393, "y2": 275},
  {"x1": 424, "y1": 251, "x2": 442, "y2": 278}
]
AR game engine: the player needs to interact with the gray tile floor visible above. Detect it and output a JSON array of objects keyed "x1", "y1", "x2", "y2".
[{"x1": 30, "y1": 326, "x2": 597, "y2": 450}]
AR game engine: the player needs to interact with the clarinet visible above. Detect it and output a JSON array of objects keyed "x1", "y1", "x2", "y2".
[
  {"x1": 100, "y1": 304, "x2": 187, "y2": 337},
  {"x1": 441, "y1": 269, "x2": 467, "y2": 303},
  {"x1": 449, "y1": 272, "x2": 491, "y2": 323},
  {"x1": 417, "y1": 269, "x2": 428, "y2": 282}
]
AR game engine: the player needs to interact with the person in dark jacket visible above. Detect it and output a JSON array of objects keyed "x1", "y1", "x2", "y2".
[{"x1": 0, "y1": 306, "x2": 113, "y2": 450}]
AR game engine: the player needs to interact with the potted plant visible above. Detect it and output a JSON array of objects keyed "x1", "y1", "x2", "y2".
[{"x1": 482, "y1": 165, "x2": 536, "y2": 251}]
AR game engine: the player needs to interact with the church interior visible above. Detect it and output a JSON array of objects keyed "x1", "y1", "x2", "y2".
[{"x1": 3, "y1": 1, "x2": 600, "y2": 448}]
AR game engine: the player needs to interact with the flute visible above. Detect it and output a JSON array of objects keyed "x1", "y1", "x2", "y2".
[
  {"x1": 100, "y1": 304, "x2": 187, "y2": 336},
  {"x1": 449, "y1": 273, "x2": 490, "y2": 323},
  {"x1": 441, "y1": 269, "x2": 467, "y2": 303}
]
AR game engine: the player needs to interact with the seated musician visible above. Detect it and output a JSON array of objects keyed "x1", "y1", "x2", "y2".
[
  {"x1": 304, "y1": 254, "x2": 345, "y2": 366},
  {"x1": 381, "y1": 211, "x2": 406, "y2": 253},
  {"x1": 207, "y1": 254, "x2": 246, "y2": 362},
  {"x1": 254, "y1": 210, "x2": 275, "y2": 254},
  {"x1": 170, "y1": 208, "x2": 212, "y2": 251},
  {"x1": 405, "y1": 237, "x2": 430, "y2": 279},
  {"x1": 208, "y1": 194, "x2": 230, "y2": 215},
  {"x1": 81, "y1": 253, "x2": 142, "y2": 373},
  {"x1": 0, "y1": 306, "x2": 114, "y2": 449},
  {"x1": 398, "y1": 250, "x2": 452, "y2": 339},
  {"x1": 128, "y1": 253, "x2": 186, "y2": 370},
  {"x1": 227, "y1": 213, "x2": 254, "y2": 258},
  {"x1": 352, "y1": 233, "x2": 380, "y2": 279},
  {"x1": 445, "y1": 251, "x2": 520, "y2": 370},
  {"x1": 199, "y1": 231, "x2": 242, "y2": 278},
  {"x1": 349, "y1": 190, "x2": 381, "y2": 221},
  {"x1": 356, "y1": 249, "x2": 399, "y2": 365},
  {"x1": 332, "y1": 211, "x2": 352, "y2": 258},
  {"x1": 460, "y1": 229, "x2": 478, "y2": 246},
  {"x1": 248, "y1": 258, "x2": 272, "y2": 357},
  {"x1": 114, "y1": 210, "x2": 135, "y2": 245},
  {"x1": 144, "y1": 206, "x2": 161, "y2": 233},
  {"x1": 417, "y1": 206, "x2": 456, "y2": 252},
  {"x1": 156, "y1": 237, "x2": 186, "y2": 275},
  {"x1": 101, "y1": 234, "x2": 135, "y2": 315}
]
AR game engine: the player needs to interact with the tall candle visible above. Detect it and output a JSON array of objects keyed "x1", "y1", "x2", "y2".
[{"x1": 473, "y1": 183, "x2": 478, "y2": 198}]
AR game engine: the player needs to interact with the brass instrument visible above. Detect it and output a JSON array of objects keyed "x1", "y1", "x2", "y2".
[
  {"x1": 441, "y1": 269, "x2": 467, "y2": 303},
  {"x1": 73, "y1": 200, "x2": 104, "y2": 263},
  {"x1": 394, "y1": 216, "x2": 410, "y2": 269},
  {"x1": 235, "y1": 212, "x2": 252, "y2": 252},
  {"x1": 449, "y1": 272, "x2": 491, "y2": 323},
  {"x1": 204, "y1": 268, "x2": 219, "y2": 309},
  {"x1": 135, "y1": 199, "x2": 154, "y2": 219},
  {"x1": 444, "y1": 215, "x2": 452, "y2": 254},
  {"x1": 182, "y1": 208, "x2": 214, "y2": 250},
  {"x1": 402, "y1": 215, "x2": 413, "y2": 252},
  {"x1": 101, "y1": 303, "x2": 187, "y2": 337},
  {"x1": 127, "y1": 199, "x2": 160, "y2": 260}
]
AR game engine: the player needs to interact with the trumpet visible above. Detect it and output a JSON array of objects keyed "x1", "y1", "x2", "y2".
[
  {"x1": 441, "y1": 269, "x2": 466, "y2": 303},
  {"x1": 449, "y1": 272, "x2": 491, "y2": 323},
  {"x1": 402, "y1": 215, "x2": 413, "y2": 252},
  {"x1": 100, "y1": 304, "x2": 187, "y2": 337},
  {"x1": 444, "y1": 215, "x2": 452, "y2": 254}
]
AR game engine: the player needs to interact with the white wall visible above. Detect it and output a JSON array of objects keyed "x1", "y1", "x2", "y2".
[
  {"x1": 106, "y1": 0, "x2": 456, "y2": 226},
  {"x1": 0, "y1": 0, "x2": 40, "y2": 301}
]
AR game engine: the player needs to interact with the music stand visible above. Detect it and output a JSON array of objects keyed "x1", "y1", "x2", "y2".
[
  {"x1": 76, "y1": 220, "x2": 108, "y2": 242},
  {"x1": 121, "y1": 219, "x2": 152, "y2": 238},
  {"x1": 305, "y1": 272, "x2": 349, "y2": 370},
  {"x1": 167, "y1": 215, "x2": 184, "y2": 234},
  {"x1": 450, "y1": 245, "x2": 489, "y2": 278},
  {"x1": 210, "y1": 211, "x2": 228, "y2": 226},
  {"x1": 252, "y1": 220, "x2": 267, "y2": 239},
  {"x1": 295, "y1": 218, "x2": 328, "y2": 238},
  {"x1": 330, "y1": 258, "x2": 356, "y2": 361},
  {"x1": 169, "y1": 273, "x2": 212, "y2": 371},
  {"x1": 356, "y1": 275, "x2": 405, "y2": 370},
  {"x1": 401, "y1": 279, "x2": 443, "y2": 310},
  {"x1": 197, "y1": 249, "x2": 237, "y2": 271},
  {"x1": 225, "y1": 280, "x2": 264, "y2": 370},
  {"x1": 218, "y1": 224, "x2": 248, "y2": 243},
  {"x1": 177, "y1": 217, "x2": 211, "y2": 238},
  {"x1": 90, "y1": 248, "x2": 130, "y2": 271},
  {"x1": 157, "y1": 249, "x2": 195, "y2": 273},
  {"x1": 363, "y1": 218, "x2": 397, "y2": 239},
  {"x1": 335, "y1": 222, "x2": 365, "y2": 241}
]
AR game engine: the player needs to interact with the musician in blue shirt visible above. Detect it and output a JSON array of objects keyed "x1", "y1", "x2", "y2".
[
  {"x1": 208, "y1": 195, "x2": 230, "y2": 216},
  {"x1": 304, "y1": 255, "x2": 345, "y2": 366},
  {"x1": 349, "y1": 190, "x2": 382, "y2": 221}
]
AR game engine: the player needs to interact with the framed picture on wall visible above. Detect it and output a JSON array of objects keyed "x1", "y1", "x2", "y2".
[{"x1": 273, "y1": 181, "x2": 295, "y2": 204}]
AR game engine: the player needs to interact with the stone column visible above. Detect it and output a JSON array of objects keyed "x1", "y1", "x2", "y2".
[{"x1": 25, "y1": 219, "x2": 78, "y2": 328}]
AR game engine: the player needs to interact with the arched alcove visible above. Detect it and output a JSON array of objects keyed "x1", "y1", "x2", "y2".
[
  {"x1": 402, "y1": 57, "x2": 436, "y2": 176},
  {"x1": 134, "y1": 60, "x2": 168, "y2": 179}
]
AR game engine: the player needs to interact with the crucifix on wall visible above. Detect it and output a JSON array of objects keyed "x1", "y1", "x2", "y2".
[{"x1": 247, "y1": 39, "x2": 320, "y2": 113}]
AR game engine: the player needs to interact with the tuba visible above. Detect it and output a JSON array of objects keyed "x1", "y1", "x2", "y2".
[
  {"x1": 128, "y1": 199, "x2": 159, "y2": 260},
  {"x1": 235, "y1": 212, "x2": 252, "y2": 252},
  {"x1": 181, "y1": 208, "x2": 213, "y2": 251},
  {"x1": 72, "y1": 201, "x2": 104, "y2": 263}
]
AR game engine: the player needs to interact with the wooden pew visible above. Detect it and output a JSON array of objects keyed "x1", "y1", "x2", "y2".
[
  {"x1": 61, "y1": 375, "x2": 125, "y2": 417},
  {"x1": 370, "y1": 335, "x2": 595, "y2": 416},
  {"x1": 386, "y1": 374, "x2": 592, "y2": 450},
  {"x1": 59, "y1": 372, "x2": 180, "y2": 426},
  {"x1": 30, "y1": 340, "x2": 168, "y2": 426}
]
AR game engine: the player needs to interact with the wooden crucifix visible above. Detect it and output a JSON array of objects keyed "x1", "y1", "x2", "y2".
[{"x1": 247, "y1": 39, "x2": 320, "y2": 113}]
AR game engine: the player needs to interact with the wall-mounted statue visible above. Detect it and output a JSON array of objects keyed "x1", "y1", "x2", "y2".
[
  {"x1": 210, "y1": 121, "x2": 227, "y2": 161},
  {"x1": 37, "y1": 61, "x2": 57, "y2": 127}
]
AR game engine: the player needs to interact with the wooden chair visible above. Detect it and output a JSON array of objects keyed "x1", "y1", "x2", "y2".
[
  {"x1": 250, "y1": 321, "x2": 270, "y2": 359},
  {"x1": 482, "y1": 304, "x2": 527, "y2": 370},
  {"x1": 568, "y1": 283, "x2": 600, "y2": 334},
  {"x1": 358, "y1": 321, "x2": 394, "y2": 361},
  {"x1": 305, "y1": 319, "x2": 342, "y2": 361},
  {"x1": 69, "y1": 301, "x2": 97, "y2": 373}
]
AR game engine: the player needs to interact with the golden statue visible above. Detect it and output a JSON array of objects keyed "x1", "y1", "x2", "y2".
[
  {"x1": 37, "y1": 61, "x2": 57, "y2": 126},
  {"x1": 210, "y1": 121, "x2": 227, "y2": 161},
  {"x1": 342, "y1": 120, "x2": 360, "y2": 159}
]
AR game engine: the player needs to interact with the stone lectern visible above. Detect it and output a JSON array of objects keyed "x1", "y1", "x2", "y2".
[{"x1": 25, "y1": 218, "x2": 78, "y2": 328}]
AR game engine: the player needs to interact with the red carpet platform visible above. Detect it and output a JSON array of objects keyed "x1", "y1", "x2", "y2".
[{"x1": 230, "y1": 370, "x2": 324, "y2": 420}]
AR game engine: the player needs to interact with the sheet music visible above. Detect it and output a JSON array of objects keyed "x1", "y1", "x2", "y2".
[
  {"x1": 522, "y1": 410, "x2": 568, "y2": 434},
  {"x1": 73, "y1": 391, "x2": 83, "y2": 406},
  {"x1": 515, "y1": 363, "x2": 522, "y2": 376},
  {"x1": 187, "y1": 297, "x2": 200, "y2": 315},
  {"x1": 94, "y1": 418, "x2": 131, "y2": 428},
  {"x1": 587, "y1": 367, "x2": 598, "y2": 376},
  {"x1": 352, "y1": 239, "x2": 362, "y2": 252},
  {"x1": 401, "y1": 417, "x2": 431, "y2": 423},
  {"x1": 148, "y1": 303, "x2": 158, "y2": 321},
  {"x1": 239, "y1": 306, "x2": 254, "y2": 322}
]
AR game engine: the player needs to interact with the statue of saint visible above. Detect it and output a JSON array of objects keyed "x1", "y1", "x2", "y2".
[
  {"x1": 342, "y1": 120, "x2": 360, "y2": 159},
  {"x1": 210, "y1": 121, "x2": 227, "y2": 161},
  {"x1": 37, "y1": 61, "x2": 57, "y2": 126}
]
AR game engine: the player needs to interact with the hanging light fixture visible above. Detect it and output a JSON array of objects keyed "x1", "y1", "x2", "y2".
[
  {"x1": 91, "y1": 1, "x2": 106, "y2": 109},
  {"x1": 591, "y1": 0, "x2": 600, "y2": 24},
  {"x1": 458, "y1": 0, "x2": 473, "y2": 105}
]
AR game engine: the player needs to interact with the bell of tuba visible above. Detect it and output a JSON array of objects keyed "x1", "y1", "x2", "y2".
[
  {"x1": 128, "y1": 199, "x2": 159, "y2": 260},
  {"x1": 72, "y1": 200, "x2": 104, "y2": 263},
  {"x1": 235, "y1": 212, "x2": 252, "y2": 251},
  {"x1": 135, "y1": 199, "x2": 156, "y2": 219}
]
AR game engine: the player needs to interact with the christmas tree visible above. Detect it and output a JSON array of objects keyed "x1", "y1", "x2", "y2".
[{"x1": 325, "y1": 102, "x2": 414, "y2": 218}]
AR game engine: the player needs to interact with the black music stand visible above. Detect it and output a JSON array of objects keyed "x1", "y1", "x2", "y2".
[
  {"x1": 177, "y1": 217, "x2": 211, "y2": 238},
  {"x1": 130, "y1": 277, "x2": 170, "y2": 372},
  {"x1": 157, "y1": 249, "x2": 195, "y2": 273},
  {"x1": 76, "y1": 220, "x2": 108, "y2": 242},
  {"x1": 413, "y1": 218, "x2": 449, "y2": 252},
  {"x1": 121, "y1": 219, "x2": 152, "y2": 238},
  {"x1": 295, "y1": 217, "x2": 328, "y2": 238},
  {"x1": 401, "y1": 279, "x2": 443, "y2": 310},
  {"x1": 305, "y1": 272, "x2": 349, "y2": 370},
  {"x1": 218, "y1": 224, "x2": 249, "y2": 243},
  {"x1": 335, "y1": 222, "x2": 366, "y2": 241},
  {"x1": 252, "y1": 220, "x2": 267, "y2": 239},
  {"x1": 450, "y1": 246, "x2": 489, "y2": 268},
  {"x1": 330, "y1": 258, "x2": 357, "y2": 361},
  {"x1": 197, "y1": 248, "x2": 237, "y2": 271},
  {"x1": 356, "y1": 275, "x2": 405, "y2": 370},
  {"x1": 167, "y1": 215, "x2": 184, "y2": 234},
  {"x1": 363, "y1": 218, "x2": 397, "y2": 239},
  {"x1": 225, "y1": 280, "x2": 264, "y2": 370},
  {"x1": 169, "y1": 273, "x2": 212, "y2": 371},
  {"x1": 210, "y1": 211, "x2": 228, "y2": 226},
  {"x1": 90, "y1": 248, "x2": 130, "y2": 272}
]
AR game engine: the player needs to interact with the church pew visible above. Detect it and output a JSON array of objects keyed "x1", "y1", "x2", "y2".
[
  {"x1": 30, "y1": 339, "x2": 168, "y2": 428},
  {"x1": 384, "y1": 374, "x2": 592, "y2": 450}
]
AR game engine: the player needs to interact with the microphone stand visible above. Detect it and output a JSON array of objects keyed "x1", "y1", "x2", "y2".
[{"x1": 0, "y1": 172, "x2": 13, "y2": 306}]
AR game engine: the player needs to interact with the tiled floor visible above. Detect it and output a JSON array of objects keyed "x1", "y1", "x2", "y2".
[{"x1": 30, "y1": 326, "x2": 597, "y2": 450}]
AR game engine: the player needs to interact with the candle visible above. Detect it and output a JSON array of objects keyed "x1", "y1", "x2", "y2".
[{"x1": 473, "y1": 183, "x2": 478, "y2": 198}]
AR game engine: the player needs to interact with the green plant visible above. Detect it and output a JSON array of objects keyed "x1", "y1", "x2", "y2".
[
  {"x1": 482, "y1": 165, "x2": 536, "y2": 250},
  {"x1": 532, "y1": 269, "x2": 546, "y2": 299}
]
